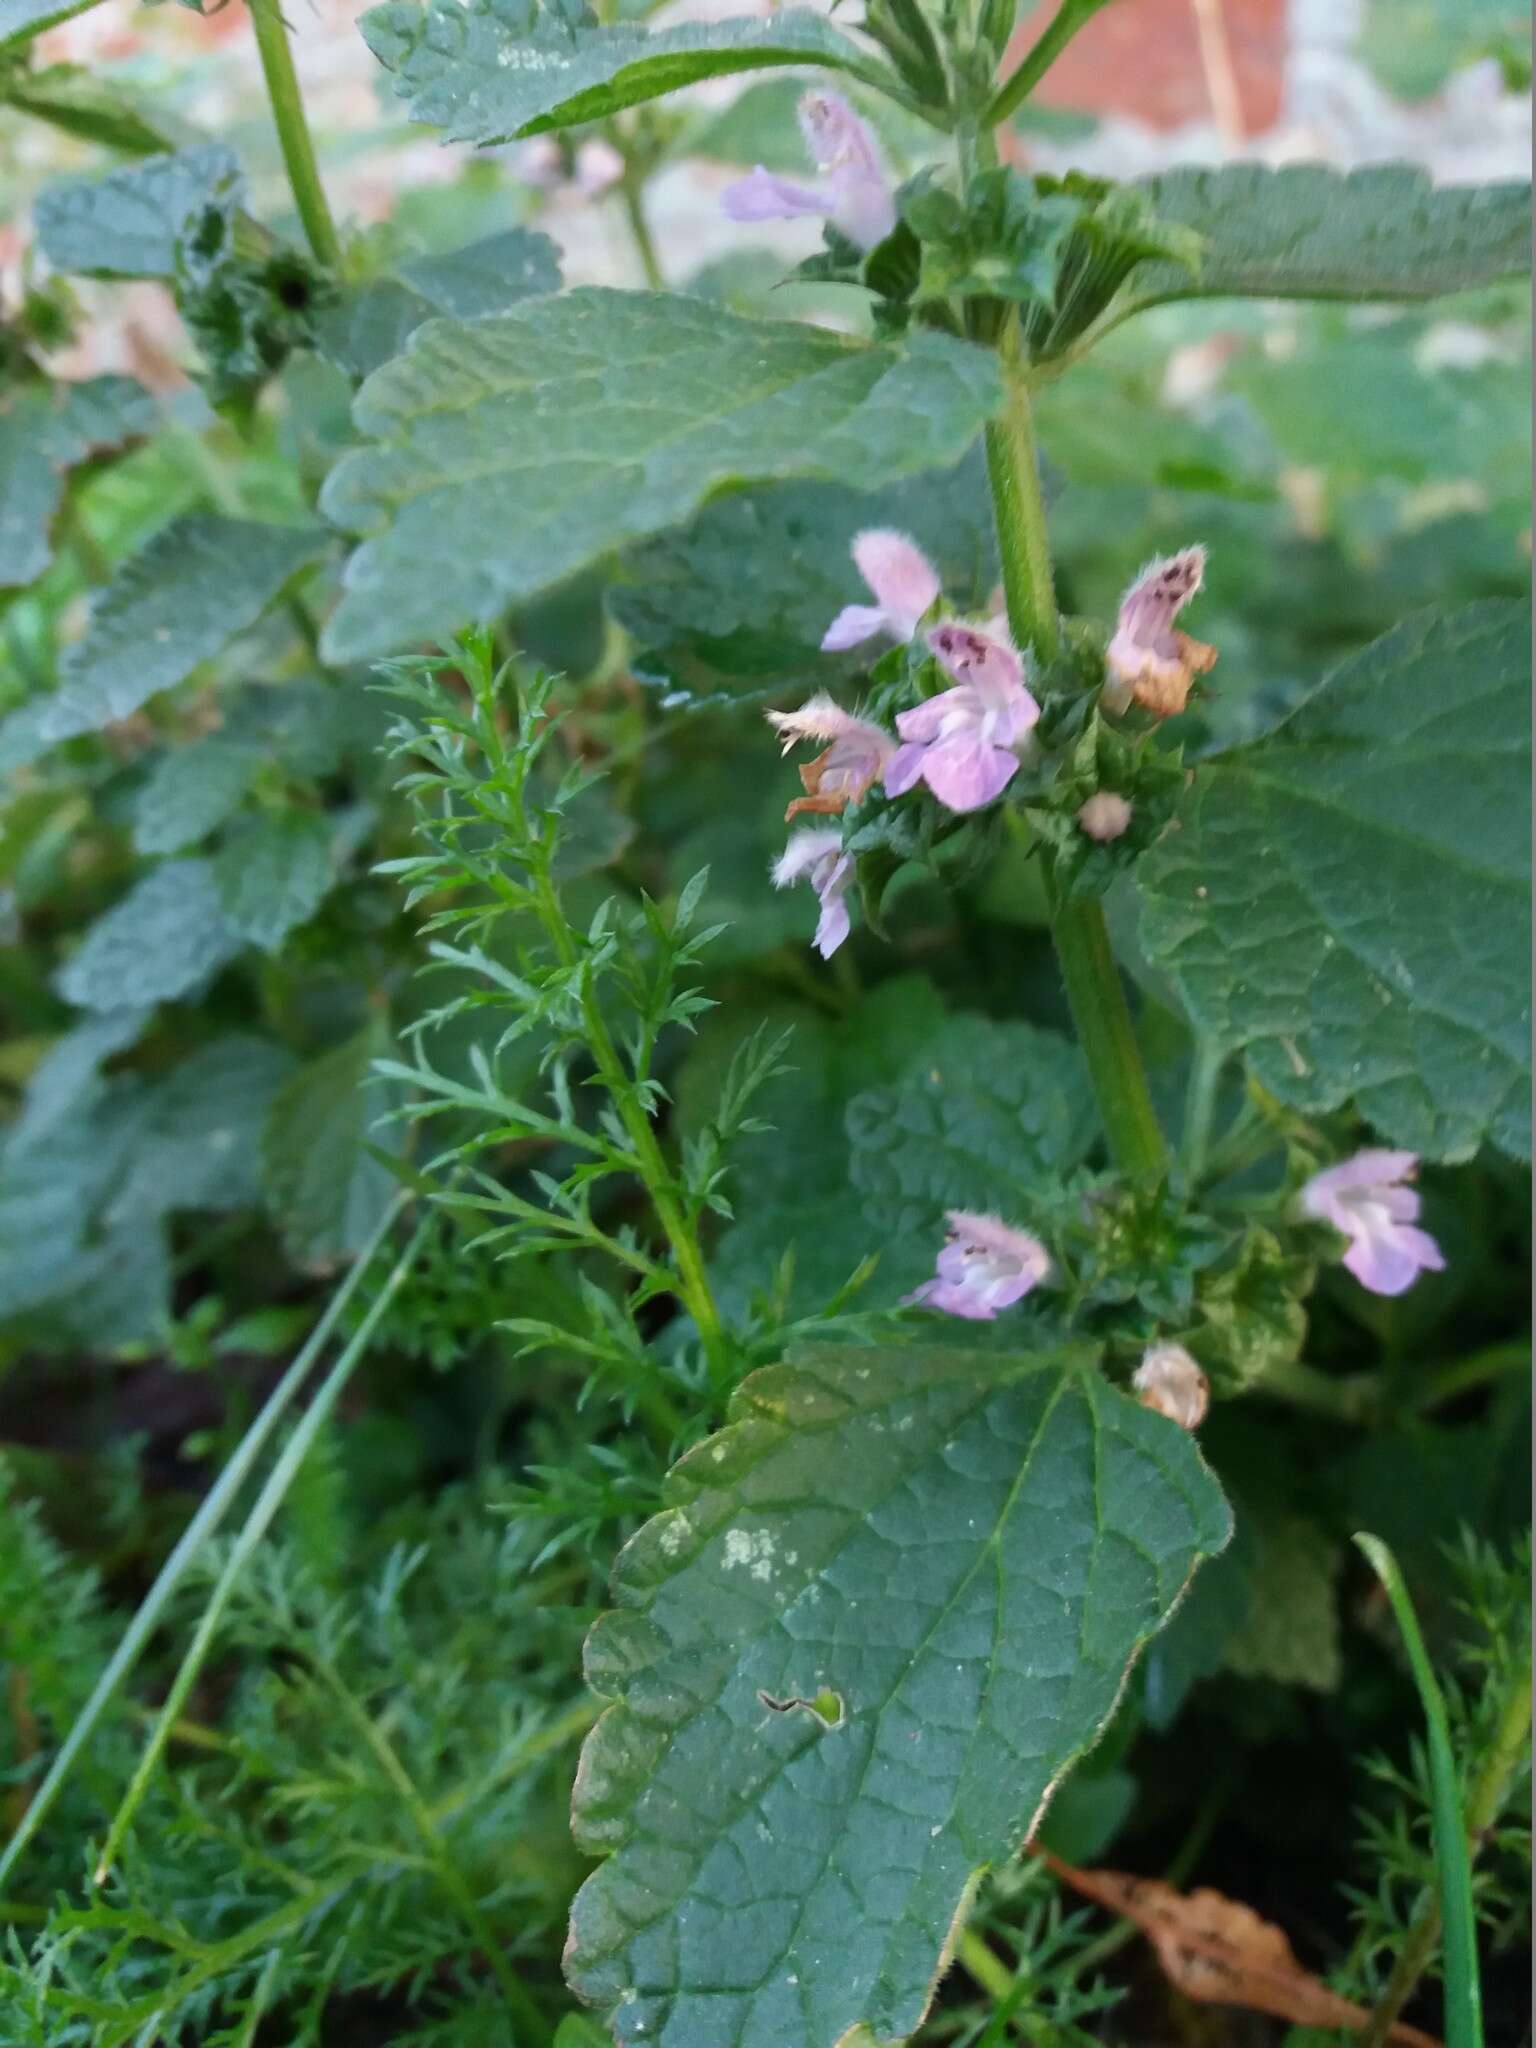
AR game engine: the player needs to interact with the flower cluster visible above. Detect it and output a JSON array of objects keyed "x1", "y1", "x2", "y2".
[{"x1": 768, "y1": 529, "x2": 1039, "y2": 950}]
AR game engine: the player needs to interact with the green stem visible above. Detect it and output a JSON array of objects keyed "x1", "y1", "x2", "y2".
[
  {"x1": 982, "y1": 312, "x2": 1165, "y2": 1178},
  {"x1": 1045, "y1": 875, "x2": 1166, "y2": 1179},
  {"x1": 983, "y1": 315, "x2": 1058, "y2": 662},
  {"x1": 619, "y1": 172, "x2": 665, "y2": 291},
  {"x1": 985, "y1": 0, "x2": 1116, "y2": 126},
  {"x1": 247, "y1": 0, "x2": 342, "y2": 270},
  {"x1": 1181, "y1": 1039, "x2": 1222, "y2": 1182}
]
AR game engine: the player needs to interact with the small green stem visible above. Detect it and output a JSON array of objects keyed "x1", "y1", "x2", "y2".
[
  {"x1": 986, "y1": 0, "x2": 1116, "y2": 126},
  {"x1": 1045, "y1": 876, "x2": 1166, "y2": 1179},
  {"x1": 1181, "y1": 1039, "x2": 1222, "y2": 1181},
  {"x1": 983, "y1": 315, "x2": 1058, "y2": 662},
  {"x1": 247, "y1": 0, "x2": 342, "y2": 270},
  {"x1": 619, "y1": 172, "x2": 665, "y2": 291}
]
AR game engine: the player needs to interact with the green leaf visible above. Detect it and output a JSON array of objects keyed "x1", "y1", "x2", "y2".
[
  {"x1": 612, "y1": 444, "x2": 998, "y2": 703},
  {"x1": 1359, "y1": 0, "x2": 1530, "y2": 102},
  {"x1": 16, "y1": 516, "x2": 326, "y2": 761},
  {"x1": 56, "y1": 860, "x2": 243, "y2": 1012},
  {"x1": 261, "y1": 1021, "x2": 402, "y2": 1264},
  {"x1": 316, "y1": 227, "x2": 561, "y2": 379},
  {"x1": 33, "y1": 142, "x2": 243, "y2": 278},
  {"x1": 360, "y1": 0, "x2": 869, "y2": 146},
  {"x1": 1224, "y1": 1510, "x2": 1342, "y2": 1692},
  {"x1": 320, "y1": 290, "x2": 1000, "y2": 662},
  {"x1": 213, "y1": 813, "x2": 335, "y2": 950},
  {"x1": 113, "y1": 1035, "x2": 295, "y2": 1217},
  {"x1": 134, "y1": 737, "x2": 262, "y2": 855},
  {"x1": 565, "y1": 1343, "x2": 1230, "y2": 2047},
  {"x1": 0, "y1": 0, "x2": 102, "y2": 51},
  {"x1": 0, "y1": 61, "x2": 184, "y2": 154},
  {"x1": 1121, "y1": 164, "x2": 1531, "y2": 316},
  {"x1": 1138, "y1": 601, "x2": 1531, "y2": 1162},
  {"x1": 0, "y1": 375, "x2": 157, "y2": 591},
  {"x1": 847, "y1": 1016, "x2": 1097, "y2": 1252}
]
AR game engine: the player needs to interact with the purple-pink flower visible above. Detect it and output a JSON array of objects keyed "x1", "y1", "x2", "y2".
[
  {"x1": 766, "y1": 693, "x2": 895, "y2": 821},
  {"x1": 772, "y1": 827, "x2": 854, "y2": 959},
  {"x1": 1105, "y1": 545, "x2": 1217, "y2": 717},
  {"x1": 1300, "y1": 1149, "x2": 1446, "y2": 1297},
  {"x1": 821, "y1": 529, "x2": 941, "y2": 653},
  {"x1": 905, "y1": 1210, "x2": 1051, "y2": 1321},
  {"x1": 720, "y1": 90, "x2": 896, "y2": 253},
  {"x1": 883, "y1": 622, "x2": 1040, "y2": 812}
]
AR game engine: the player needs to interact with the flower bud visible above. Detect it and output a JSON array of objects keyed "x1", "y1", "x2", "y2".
[
  {"x1": 1133, "y1": 1343, "x2": 1209, "y2": 1430},
  {"x1": 1077, "y1": 792, "x2": 1133, "y2": 841}
]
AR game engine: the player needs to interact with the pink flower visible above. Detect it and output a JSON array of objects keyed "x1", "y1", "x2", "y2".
[
  {"x1": 772, "y1": 827, "x2": 854, "y2": 959},
  {"x1": 883, "y1": 622, "x2": 1040, "y2": 812},
  {"x1": 1133, "y1": 1343, "x2": 1209, "y2": 1430},
  {"x1": 821, "y1": 529, "x2": 941, "y2": 653},
  {"x1": 1077, "y1": 792, "x2": 1133, "y2": 841},
  {"x1": 766, "y1": 693, "x2": 896, "y2": 821},
  {"x1": 1105, "y1": 546, "x2": 1217, "y2": 716},
  {"x1": 721, "y1": 90, "x2": 896, "y2": 252},
  {"x1": 1300, "y1": 1149, "x2": 1446, "y2": 1297},
  {"x1": 905, "y1": 1210, "x2": 1051, "y2": 1321}
]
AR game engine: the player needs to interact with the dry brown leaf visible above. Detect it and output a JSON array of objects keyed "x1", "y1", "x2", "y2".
[{"x1": 1044, "y1": 1853, "x2": 1441, "y2": 2048}]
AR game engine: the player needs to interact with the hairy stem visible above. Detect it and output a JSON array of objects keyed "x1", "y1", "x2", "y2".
[
  {"x1": 248, "y1": 0, "x2": 342, "y2": 270},
  {"x1": 1362, "y1": 1655, "x2": 1532, "y2": 2048},
  {"x1": 983, "y1": 312, "x2": 1166, "y2": 1179},
  {"x1": 620, "y1": 171, "x2": 666, "y2": 291},
  {"x1": 984, "y1": 314, "x2": 1058, "y2": 662},
  {"x1": 986, "y1": 0, "x2": 1116, "y2": 125}
]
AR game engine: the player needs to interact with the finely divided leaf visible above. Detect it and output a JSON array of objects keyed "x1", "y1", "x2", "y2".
[
  {"x1": 361, "y1": 0, "x2": 868, "y2": 145},
  {"x1": 320, "y1": 290, "x2": 1000, "y2": 662},
  {"x1": 566, "y1": 1343, "x2": 1230, "y2": 2048},
  {"x1": 34, "y1": 142, "x2": 243, "y2": 278},
  {"x1": 1123, "y1": 163, "x2": 1531, "y2": 313},
  {"x1": 1138, "y1": 600, "x2": 1531, "y2": 1162}
]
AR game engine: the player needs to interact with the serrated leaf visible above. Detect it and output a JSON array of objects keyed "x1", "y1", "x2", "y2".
[
  {"x1": 612, "y1": 444, "x2": 998, "y2": 701},
  {"x1": 0, "y1": 375, "x2": 157, "y2": 591},
  {"x1": 360, "y1": 0, "x2": 868, "y2": 146},
  {"x1": 317, "y1": 227, "x2": 562, "y2": 379},
  {"x1": 134, "y1": 737, "x2": 261, "y2": 855},
  {"x1": 56, "y1": 859, "x2": 242, "y2": 1012},
  {"x1": 110, "y1": 1035, "x2": 295, "y2": 1218},
  {"x1": 847, "y1": 1017, "x2": 1098, "y2": 1251},
  {"x1": 1138, "y1": 601, "x2": 1531, "y2": 1162},
  {"x1": 565, "y1": 1343, "x2": 1230, "y2": 2047},
  {"x1": 1122, "y1": 164, "x2": 1531, "y2": 316},
  {"x1": 213, "y1": 812, "x2": 335, "y2": 950},
  {"x1": 26, "y1": 516, "x2": 326, "y2": 755},
  {"x1": 320, "y1": 290, "x2": 1000, "y2": 662},
  {"x1": 261, "y1": 1021, "x2": 403, "y2": 1264},
  {"x1": 33, "y1": 142, "x2": 243, "y2": 278}
]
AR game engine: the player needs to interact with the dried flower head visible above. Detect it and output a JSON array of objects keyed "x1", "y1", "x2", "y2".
[
  {"x1": 1106, "y1": 546, "x2": 1217, "y2": 716},
  {"x1": 1133, "y1": 1343, "x2": 1210, "y2": 1430},
  {"x1": 766, "y1": 694, "x2": 895, "y2": 821},
  {"x1": 1077, "y1": 791, "x2": 1134, "y2": 841}
]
